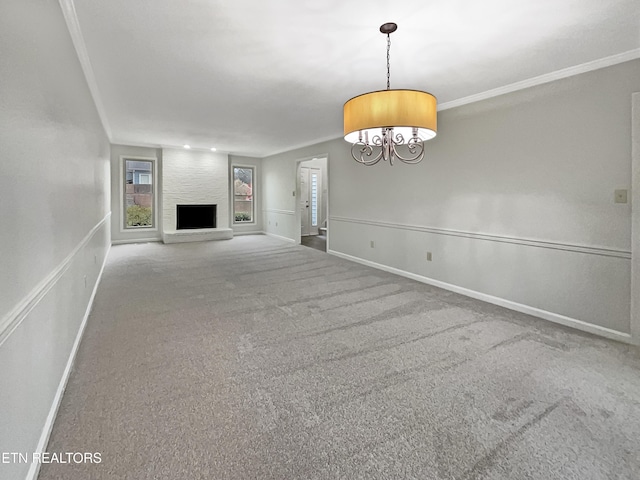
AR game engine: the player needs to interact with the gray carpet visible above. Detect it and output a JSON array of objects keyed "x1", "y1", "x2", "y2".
[{"x1": 40, "y1": 235, "x2": 640, "y2": 480}]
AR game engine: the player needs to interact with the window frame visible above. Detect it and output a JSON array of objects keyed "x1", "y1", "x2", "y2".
[
  {"x1": 232, "y1": 165, "x2": 256, "y2": 225},
  {"x1": 120, "y1": 155, "x2": 158, "y2": 232}
]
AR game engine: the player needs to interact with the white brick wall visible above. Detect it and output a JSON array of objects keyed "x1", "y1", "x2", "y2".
[{"x1": 162, "y1": 149, "x2": 229, "y2": 232}]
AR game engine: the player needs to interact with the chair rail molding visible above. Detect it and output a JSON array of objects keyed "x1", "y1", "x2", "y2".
[
  {"x1": 330, "y1": 216, "x2": 631, "y2": 259},
  {"x1": 0, "y1": 212, "x2": 111, "y2": 347},
  {"x1": 264, "y1": 208, "x2": 295, "y2": 216}
]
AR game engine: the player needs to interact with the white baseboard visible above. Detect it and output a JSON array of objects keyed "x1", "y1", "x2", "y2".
[
  {"x1": 25, "y1": 244, "x2": 111, "y2": 480},
  {"x1": 328, "y1": 249, "x2": 634, "y2": 345},
  {"x1": 263, "y1": 232, "x2": 295, "y2": 243}
]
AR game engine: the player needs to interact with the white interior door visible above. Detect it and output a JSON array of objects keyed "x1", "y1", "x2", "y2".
[{"x1": 300, "y1": 167, "x2": 310, "y2": 236}]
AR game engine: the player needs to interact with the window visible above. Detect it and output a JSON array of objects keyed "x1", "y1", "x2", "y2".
[
  {"x1": 233, "y1": 166, "x2": 254, "y2": 223},
  {"x1": 123, "y1": 158, "x2": 155, "y2": 229},
  {"x1": 311, "y1": 172, "x2": 318, "y2": 227}
]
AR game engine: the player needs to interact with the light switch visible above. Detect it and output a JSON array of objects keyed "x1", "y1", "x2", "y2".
[{"x1": 614, "y1": 189, "x2": 628, "y2": 204}]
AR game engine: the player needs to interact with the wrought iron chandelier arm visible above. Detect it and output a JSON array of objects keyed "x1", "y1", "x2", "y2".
[
  {"x1": 390, "y1": 134, "x2": 425, "y2": 163},
  {"x1": 390, "y1": 143, "x2": 425, "y2": 164},
  {"x1": 350, "y1": 141, "x2": 384, "y2": 166}
]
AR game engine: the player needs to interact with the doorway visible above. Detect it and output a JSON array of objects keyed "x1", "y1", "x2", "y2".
[
  {"x1": 632, "y1": 92, "x2": 639, "y2": 344},
  {"x1": 296, "y1": 156, "x2": 328, "y2": 252}
]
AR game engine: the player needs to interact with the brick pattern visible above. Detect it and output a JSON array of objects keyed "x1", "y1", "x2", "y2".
[{"x1": 162, "y1": 149, "x2": 229, "y2": 232}]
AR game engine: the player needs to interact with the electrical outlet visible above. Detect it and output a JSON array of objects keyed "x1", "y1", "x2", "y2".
[
  {"x1": 614, "y1": 189, "x2": 628, "y2": 204},
  {"x1": 275, "y1": 222, "x2": 278, "y2": 227},
  {"x1": 426, "y1": 252, "x2": 432, "y2": 261},
  {"x1": 269, "y1": 220, "x2": 271, "y2": 225},
  {"x1": 292, "y1": 191, "x2": 296, "y2": 197},
  {"x1": 370, "y1": 240, "x2": 375, "y2": 248}
]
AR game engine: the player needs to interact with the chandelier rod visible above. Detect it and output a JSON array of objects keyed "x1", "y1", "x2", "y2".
[
  {"x1": 386, "y1": 32, "x2": 391, "y2": 90},
  {"x1": 379, "y1": 22, "x2": 397, "y2": 90}
]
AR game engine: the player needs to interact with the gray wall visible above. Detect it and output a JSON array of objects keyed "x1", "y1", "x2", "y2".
[
  {"x1": 262, "y1": 59, "x2": 640, "y2": 342},
  {"x1": 0, "y1": 1, "x2": 111, "y2": 479},
  {"x1": 110, "y1": 144, "x2": 163, "y2": 244}
]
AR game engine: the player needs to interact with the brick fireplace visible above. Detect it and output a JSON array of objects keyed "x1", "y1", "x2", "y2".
[{"x1": 162, "y1": 148, "x2": 233, "y2": 243}]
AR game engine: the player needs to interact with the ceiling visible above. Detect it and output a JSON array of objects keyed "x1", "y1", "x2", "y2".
[{"x1": 65, "y1": 0, "x2": 640, "y2": 157}]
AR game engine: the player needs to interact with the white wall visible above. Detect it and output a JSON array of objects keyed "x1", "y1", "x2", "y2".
[
  {"x1": 110, "y1": 144, "x2": 163, "y2": 244},
  {"x1": 162, "y1": 148, "x2": 230, "y2": 233},
  {"x1": 0, "y1": 1, "x2": 111, "y2": 479},
  {"x1": 262, "y1": 59, "x2": 639, "y2": 343},
  {"x1": 229, "y1": 155, "x2": 262, "y2": 234}
]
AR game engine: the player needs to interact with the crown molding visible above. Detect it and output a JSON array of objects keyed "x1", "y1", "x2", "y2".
[
  {"x1": 264, "y1": 49, "x2": 640, "y2": 159},
  {"x1": 57, "y1": 0, "x2": 639, "y2": 157},
  {"x1": 439, "y1": 48, "x2": 640, "y2": 111},
  {"x1": 110, "y1": 139, "x2": 248, "y2": 156},
  {"x1": 262, "y1": 132, "x2": 343, "y2": 159},
  {"x1": 59, "y1": 0, "x2": 113, "y2": 141}
]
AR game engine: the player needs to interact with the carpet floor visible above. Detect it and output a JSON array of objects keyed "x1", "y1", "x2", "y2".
[{"x1": 40, "y1": 235, "x2": 640, "y2": 480}]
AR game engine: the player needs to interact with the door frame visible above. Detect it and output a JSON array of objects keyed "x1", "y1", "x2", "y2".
[
  {"x1": 294, "y1": 154, "x2": 329, "y2": 246},
  {"x1": 631, "y1": 92, "x2": 640, "y2": 344}
]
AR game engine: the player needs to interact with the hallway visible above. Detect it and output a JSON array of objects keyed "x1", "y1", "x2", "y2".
[{"x1": 300, "y1": 234, "x2": 326, "y2": 252}]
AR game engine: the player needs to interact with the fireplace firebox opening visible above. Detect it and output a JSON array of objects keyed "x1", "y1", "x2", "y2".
[{"x1": 176, "y1": 204, "x2": 216, "y2": 230}]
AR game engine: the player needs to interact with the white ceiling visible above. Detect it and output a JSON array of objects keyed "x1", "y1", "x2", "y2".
[{"x1": 66, "y1": 0, "x2": 640, "y2": 157}]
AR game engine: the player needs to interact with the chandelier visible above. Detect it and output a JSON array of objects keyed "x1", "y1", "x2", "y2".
[{"x1": 343, "y1": 23, "x2": 437, "y2": 166}]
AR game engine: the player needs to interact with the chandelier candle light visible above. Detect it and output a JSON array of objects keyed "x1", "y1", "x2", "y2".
[{"x1": 343, "y1": 22, "x2": 437, "y2": 166}]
